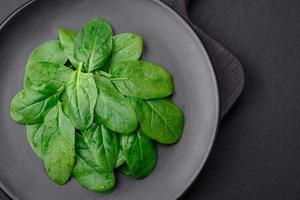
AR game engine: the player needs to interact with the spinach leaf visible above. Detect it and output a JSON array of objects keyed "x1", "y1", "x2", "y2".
[
  {"x1": 94, "y1": 74, "x2": 137, "y2": 134},
  {"x1": 24, "y1": 40, "x2": 68, "y2": 87},
  {"x1": 26, "y1": 123, "x2": 46, "y2": 159},
  {"x1": 43, "y1": 102, "x2": 75, "y2": 185},
  {"x1": 24, "y1": 61, "x2": 72, "y2": 89},
  {"x1": 58, "y1": 28, "x2": 79, "y2": 67},
  {"x1": 115, "y1": 150, "x2": 125, "y2": 168},
  {"x1": 115, "y1": 138, "x2": 125, "y2": 168},
  {"x1": 120, "y1": 164, "x2": 132, "y2": 176},
  {"x1": 105, "y1": 33, "x2": 143, "y2": 72},
  {"x1": 63, "y1": 63, "x2": 97, "y2": 130},
  {"x1": 10, "y1": 86, "x2": 63, "y2": 124},
  {"x1": 110, "y1": 60, "x2": 174, "y2": 99},
  {"x1": 74, "y1": 18, "x2": 113, "y2": 72},
  {"x1": 82, "y1": 124, "x2": 119, "y2": 171},
  {"x1": 121, "y1": 129, "x2": 157, "y2": 179},
  {"x1": 73, "y1": 132, "x2": 115, "y2": 193},
  {"x1": 27, "y1": 40, "x2": 68, "y2": 65},
  {"x1": 130, "y1": 98, "x2": 184, "y2": 144}
]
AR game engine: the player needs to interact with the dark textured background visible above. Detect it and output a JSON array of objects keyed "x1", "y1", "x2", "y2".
[{"x1": 0, "y1": 0, "x2": 300, "y2": 199}]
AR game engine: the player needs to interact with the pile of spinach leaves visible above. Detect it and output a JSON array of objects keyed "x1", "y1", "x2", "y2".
[{"x1": 10, "y1": 18, "x2": 184, "y2": 193}]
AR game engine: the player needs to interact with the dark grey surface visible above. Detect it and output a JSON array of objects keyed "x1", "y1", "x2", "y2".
[
  {"x1": 0, "y1": 0, "x2": 219, "y2": 199},
  {"x1": 182, "y1": 0, "x2": 300, "y2": 200},
  {"x1": 1, "y1": 0, "x2": 300, "y2": 200}
]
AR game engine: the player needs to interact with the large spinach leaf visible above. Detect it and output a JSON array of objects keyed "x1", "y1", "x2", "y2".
[
  {"x1": 63, "y1": 63, "x2": 97, "y2": 130},
  {"x1": 24, "y1": 61, "x2": 72, "y2": 89},
  {"x1": 58, "y1": 29, "x2": 79, "y2": 67},
  {"x1": 10, "y1": 86, "x2": 63, "y2": 124},
  {"x1": 110, "y1": 61, "x2": 174, "y2": 99},
  {"x1": 74, "y1": 18, "x2": 113, "y2": 72},
  {"x1": 105, "y1": 33, "x2": 143, "y2": 72},
  {"x1": 73, "y1": 132, "x2": 115, "y2": 193},
  {"x1": 26, "y1": 123, "x2": 46, "y2": 159},
  {"x1": 121, "y1": 129, "x2": 157, "y2": 179},
  {"x1": 130, "y1": 98, "x2": 184, "y2": 144},
  {"x1": 43, "y1": 102, "x2": 75, "y2": 185},
  {"x1": 94, "y1": 74, "x2": 137, "y2": 134}
]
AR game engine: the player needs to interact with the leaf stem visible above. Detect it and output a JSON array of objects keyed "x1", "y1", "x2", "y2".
[
  {"x1": 76, "y1": 62, "x2": 83, "y2": 92},
  {"x1": 99, "y1": 70, "x2": 112, "y2": 78},
  {"x1": 57, "y1": 86, "x2": 65, "y2": 93},
  {"x1": 78, "y1": 62, "x2": 83, "y2": 73}
]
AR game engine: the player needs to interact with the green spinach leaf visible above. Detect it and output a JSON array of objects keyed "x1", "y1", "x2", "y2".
[
  {"x1": 73, "y1": 132, "x2": 115, "y2": 193},
  {"x1": 115, "y1": 150, "x2": 125, "y2": 168},
  {"x1": 58, "y1": 28, "x2": 79, "y2": 67},
  {"x1": 121, "y1": 129, "x2": 157, "y2": 179},
  {"x1": 110, "y1": 60, "x2": 174, "y2": 99},
  {"x1": 94, "y1": 74, "x2": 137, "y2": 134},
  {"x1": 130, "y1": 98, "x2": 184, "y2": 144},
  {"x1": 115, "y1": 138, "x2": 125, "y2": 168},
  {"x1": 24, "y1": 40, "x2": 68, "y2": 87},
  {"x1": 82, "y1": 124, "x2": 119, "y2": 171},
  {"x1": 74, "y1": 18, "x2": 113, "y2": 72},
  {"x1": 24, "y1": 61, "x2": 72, "y2": 89},
  {"x1": 27, "y1": 40, "x2": 68, "y2": 65},
  {"x1": 120, "y1": 164, "x2": 132, "y2": 176},
  {"x1": 26, "y1": 123, "x2": 46, "y2": 159},
  {"x1": 105, "y1": 33, "x2": 143, "y2": 72},
  {"x1": 10, "y1": 86, "x2": 63, "y2": 124},
  {"x1": 43, "y1": 102, "x2": 75, "y2": 185},
  {"x1": 63, "y1": 63, "x2": 97, "y2": 130}
]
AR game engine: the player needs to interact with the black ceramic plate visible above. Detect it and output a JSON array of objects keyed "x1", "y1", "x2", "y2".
[{"x1": 0, "y1": 0, "x2": 219, "y2": 199}]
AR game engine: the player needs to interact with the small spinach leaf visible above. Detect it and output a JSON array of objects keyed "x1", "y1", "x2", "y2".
[
  {"x1": 24, "y1": 61, "x2": 72, "y2": 89},
  {"x1": 26, "y1": 123, "x2": 46, "y2": 159},
  {"x1": 23, "y1": 40, "x2": 68, "y2": 87},
  {"x1": 73, "y1": 132, "x2": 115, "y2": 193},
  {"x1": 63, "y1": 63, "x2": 97, "y2": 130},
  {"x1": 115, "y1": 150, "x2": 125, "y2": 168},
  {"x1": 58, "y1": 28, "x2": 79, "y2": 67},
  {"x1": 10, "y1": 86, "x2": 63, "y2": 124},
  {"x1": 120, "y1": 164, "x2": 132, "y2": 176},
  {"x1": 115, "y1": 138, "x2": 125, "y2": 168},
  {"x1": 74, "y1": 18, "x2": 113, "y2": 72},
  {"x1": 105, "y1": 33, "x2": 143, "y2": 72},
  {"x1": 110, "y1": 60, "x2": 174, "y2": 99},
  {"x1": 27, "y1": 40, "x2": 68, "y2": 65},
  {"x1": 130, "y1": 98, "x2": 184, "y2": 144},
  {"x1": 43, "y1": 102, "x2": 75, "y2": 185},
  {"x1": 121, "y1": 129, "x2": 157, "y2": 179},
  {"x1": 82, "y1": 124, "x2": 119, "y2": 172},
  {"x1": 94, "y1": 74, "x2": 137, "y2": 134}
]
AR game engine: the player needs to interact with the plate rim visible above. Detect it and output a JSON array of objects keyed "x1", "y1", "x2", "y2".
[{"x1": 0, "y1": 0, "x2": 220, "y2": 199}]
